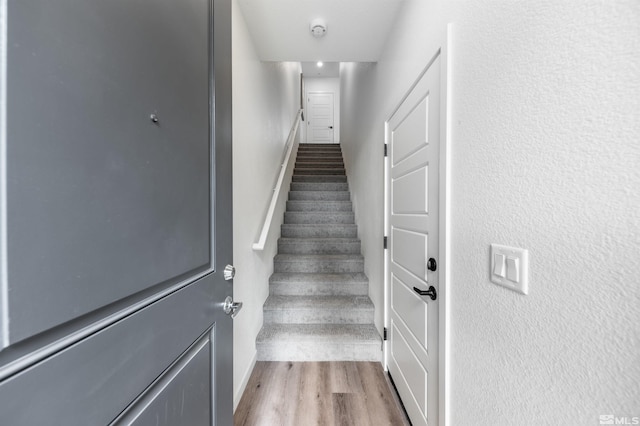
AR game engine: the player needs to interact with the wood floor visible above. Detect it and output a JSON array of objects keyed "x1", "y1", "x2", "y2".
[{"x1": 234, "y1": 361, "x2": 410, "y2": 426}]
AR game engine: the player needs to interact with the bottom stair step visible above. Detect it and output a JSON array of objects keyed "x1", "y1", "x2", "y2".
[
  {"x1": 269, "y1": 272, "x2": 369, "y2": 296},
  {"x1": 256, "y1": 324, "x2": 381, "y2": 361},
  {"x1": 263, "y1": 295, "x2": 374, "y2": 324}
]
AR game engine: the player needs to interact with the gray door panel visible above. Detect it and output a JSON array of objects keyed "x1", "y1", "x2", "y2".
[
  {"x1": 118, "y1": 331, "x2": 213, "y2": 426},
  {"x1": 6, "y1": 0, "x2": 211, "y2": 345},
  {"x1": 0, "y1": 275, "x2": 218, "y2": 425}
]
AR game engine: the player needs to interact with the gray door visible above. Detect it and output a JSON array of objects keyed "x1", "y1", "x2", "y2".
[{"x1": 0, "y1": 0, "x2": 234, "y2": 424}]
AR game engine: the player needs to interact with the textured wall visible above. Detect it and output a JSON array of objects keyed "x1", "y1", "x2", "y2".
[
  {"x1": 340, "y1": 0, "x2": 640, "y2": 424},
  {"x1": 232, "y1": 0, "x2": 301, "y2": 408}
]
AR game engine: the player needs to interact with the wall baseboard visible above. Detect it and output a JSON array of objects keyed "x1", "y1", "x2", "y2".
[{"x1": 234, "y1": 350, "x2": 257, "y2": 412}]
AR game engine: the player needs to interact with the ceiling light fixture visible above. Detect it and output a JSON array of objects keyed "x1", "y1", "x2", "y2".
[
  {"x1": 310, "y1": 19, "x2": 327, "y2": 38},
  {"x1": 317, "y1": 61, "x2": 323, "y2": 68}
]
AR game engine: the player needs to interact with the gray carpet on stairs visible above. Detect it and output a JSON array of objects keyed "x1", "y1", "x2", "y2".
[{"x1": 256, "y1": 143, "x2": 381, "y2": 361}]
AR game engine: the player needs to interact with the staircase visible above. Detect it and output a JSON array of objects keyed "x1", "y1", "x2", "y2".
[{"x1": 256, "y1": 143, "x2": 381, "y2": 361}]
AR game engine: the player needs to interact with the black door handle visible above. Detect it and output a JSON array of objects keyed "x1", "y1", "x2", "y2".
[
  {"x1": 413, "y1": 286, "x2": 437, "y2": 301},
  {"x1": 329, "y1": 126, "x2": 333, "y2": 129}
]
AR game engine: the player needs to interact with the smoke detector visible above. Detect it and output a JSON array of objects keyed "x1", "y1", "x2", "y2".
[{"x1": 310, "y1": 19, "x2": 327, "y2": 38}]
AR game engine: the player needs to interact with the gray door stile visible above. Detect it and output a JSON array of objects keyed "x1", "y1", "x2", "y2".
[{"x1": 0, "y1": 0, "x2": 234, "y2": 424}]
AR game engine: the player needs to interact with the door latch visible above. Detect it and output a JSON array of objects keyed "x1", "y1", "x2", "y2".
[{"x1": 223, "y1": 296, "x2": 243, "y2": 318}]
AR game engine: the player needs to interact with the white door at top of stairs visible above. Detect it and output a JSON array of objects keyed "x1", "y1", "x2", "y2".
[
  {"x1": 385, "y1": 45, "x2": 448, "y2": 426},
  {"x1": 307, "y1": 92, "x2": 335, "y2": 144}
]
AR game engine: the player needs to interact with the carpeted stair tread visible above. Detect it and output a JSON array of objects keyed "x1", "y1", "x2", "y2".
[
  {"x1": 281, "y1": 224, "x2": 358, "y2": 238},
  {"x1": 269, "y1": 272, "x2": 369, "y2": 284},
  {"x1": 257, "y1": 144, "x2": 379, "y2": 362},
  {"x1": 289, "y1": 190, "x2": 350, "y2": 201}
]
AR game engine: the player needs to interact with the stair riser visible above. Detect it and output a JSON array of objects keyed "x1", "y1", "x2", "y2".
[
  {"x1": 292, "y1": 175, "x2": 347, "y2": 183},
  {"x1": 290, "y1": 183, "x2": 349, "y2": 191},
  {"x1": 296, "y1": 154, "x2": 343, "y2": 159},
  {"x1": 269, "y1": 282, "x2": 369, "y2": 296},
  {"x1": 256, "y1": 342, "x2": 380, "y2": 362},
  {"x1": 295, "y1": 157, "x2": 344, "y2": 162},
  {"x1": 289, "y1": 191, "x2": 350, "y2": 201},
  {"x1": 264, "y1": 309, "x2": 373, "y2": 325},
  {"x1": 295, "y1": 163, "x2": 344, "y2": 169},
  {"x1": 274, "y1": 259, "x2": 364, "y2": 273},
  {"x1": 296, "y1": 153, "x2": 342, "y2": 158},
  {"x1": 281, "y1": 225, "x2": 357, "y2": 238},
  {"x1": 298, "y1": 147, "x2": 342, "y2": 151},
  {"x1": 284, "y1": 212, "x2": 354, "y2": 224},
  {"x1": 294, "y1": 169, "x2": 345, "y2": 175},
  {"x1": 278, "y1": 240, "x2": 361, "y2": 254},
  {"x1": 286, "y1": 201, "x2": 353, "y2": 212},
  {"x1": 296, "y1": 156, "x2": 344, "y2": 162}
]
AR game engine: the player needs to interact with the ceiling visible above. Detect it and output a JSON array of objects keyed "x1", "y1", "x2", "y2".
[
  {"x1": 237, "y1": 0, "x2": 405, "y2": 63},
  {"x1": 301, "y1": 62, "x2": 340, "y2": 78}
]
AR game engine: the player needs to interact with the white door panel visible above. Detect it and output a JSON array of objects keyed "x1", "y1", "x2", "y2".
[
  {"x1": 386, "y1": 53, "x2": 441, "y2": 426},
  {"x1": 392, "y1": 228, "x2": 428, "y2": 280},
  {"x1": 391, "y1": 96, "x2": 429, "y2": 166},
  {"x1": 392, "y1": 166, "x2": 429, "y2": 215},
  {"x1": 391, "y1": 322, "x2": 428, "y2": 424},
  {"x1": 391, "y1": 276, "x2": 428, "y2": 347}
]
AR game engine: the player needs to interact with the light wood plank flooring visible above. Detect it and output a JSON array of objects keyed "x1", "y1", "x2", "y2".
[{"x1": 234, "y1": 361, "x2": 410, "y2": 426}]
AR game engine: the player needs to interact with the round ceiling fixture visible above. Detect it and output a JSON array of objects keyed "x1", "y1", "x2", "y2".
[{"x1": 310, "y1": 19, "x2": 327, "y2": 38}]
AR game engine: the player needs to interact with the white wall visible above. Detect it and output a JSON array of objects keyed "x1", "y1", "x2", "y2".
[
  {"x1": 340, "y1": 1, "x2": 640, "y2": 425},
  {"x1": 339, "y1": 62, "x2": 383, "y2": 335},
  {"x1": 304, "y1": 77, "x2": 340, "y2": 144},
  {"x1": 232, "y1": 0, "x2": 301, "y2": 409}
]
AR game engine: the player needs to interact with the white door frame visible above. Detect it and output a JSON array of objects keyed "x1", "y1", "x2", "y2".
[
  {"x1": 305, "y1": 91, "x2": 336, "y2": 144},
  {"x1": 383, "y1": 24, "x2": 452, "y2": 426}
]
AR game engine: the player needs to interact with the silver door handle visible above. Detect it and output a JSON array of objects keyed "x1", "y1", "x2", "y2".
[
  {"x1": 223, "y1": 296, "x2": 243, "y2": 318},
  {"x1": 224, "y1": 264, "x2": 235, "y2": 281}
]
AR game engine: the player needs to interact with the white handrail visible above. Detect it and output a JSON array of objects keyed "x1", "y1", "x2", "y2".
[{"x1": 252, "y1": 109, "x2": 303, "y2": 251}]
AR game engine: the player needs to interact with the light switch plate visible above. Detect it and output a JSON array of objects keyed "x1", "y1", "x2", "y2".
[{"x1": 490, "y1": 244, "x2": 528, "y2": 294}]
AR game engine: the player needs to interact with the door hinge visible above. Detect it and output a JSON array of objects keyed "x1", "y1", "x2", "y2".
[
  {"x1": 384, "y1": 144, "x2": 388, "y2": 157},
  {"x1": 383, "y1": 236, "x2": 388, "y2": 249},
  {"x1": 383, "y1": 327, "x2": 388, "y2": 341}
]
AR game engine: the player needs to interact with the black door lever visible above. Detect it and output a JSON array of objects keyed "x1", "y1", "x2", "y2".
[{"x1": 413, "y1": 286, "x2": 437, "y2": 301}]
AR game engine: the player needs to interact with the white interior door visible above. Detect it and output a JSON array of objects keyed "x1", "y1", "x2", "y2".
[
  {"x1": 386, "y1": 53, "x2": 442, "y2": 426},
  {"x1": 306, "y1": 92, "x2": 334, "y2": 144}
]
